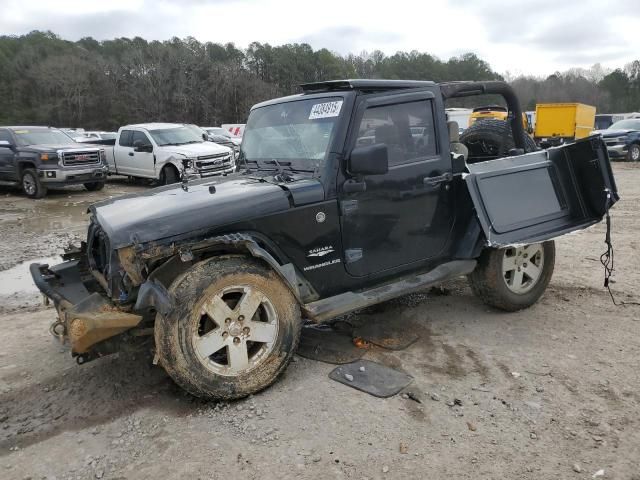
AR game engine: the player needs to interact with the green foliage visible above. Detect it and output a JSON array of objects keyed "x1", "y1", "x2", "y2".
[{"x1": 1, "y1": 31, "x2": 637, "y2": 128}]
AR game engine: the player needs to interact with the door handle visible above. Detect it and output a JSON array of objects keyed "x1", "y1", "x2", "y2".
[
  {"x1": 128, "y1": 152, "x2": 134, "y2": 157},
  {"x1": 423, "y1": 172, "x2": 452, "y2": 186}
]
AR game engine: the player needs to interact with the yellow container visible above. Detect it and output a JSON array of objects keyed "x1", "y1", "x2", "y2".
[{"x1": 534, "y1": 103, "x2": 596, "y2": 140}]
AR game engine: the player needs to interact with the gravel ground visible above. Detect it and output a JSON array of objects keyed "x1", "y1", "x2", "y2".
[{"x1": 0, "y1": 166, "x2": 638, "y2": 480}]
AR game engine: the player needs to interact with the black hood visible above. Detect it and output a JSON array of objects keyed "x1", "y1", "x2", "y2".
[{"x1": 90, "y1": 174, "x2": 324, "y2": 248}]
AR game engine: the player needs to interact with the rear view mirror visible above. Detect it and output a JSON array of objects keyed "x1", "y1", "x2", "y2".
[{"x1": 349, "y1": 144, "x2": 389, "y2": 175}]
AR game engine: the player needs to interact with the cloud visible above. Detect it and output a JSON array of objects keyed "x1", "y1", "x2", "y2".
[
  {"x1": 0, "y1": 0, "x2": 639, "y2": 77},
  {"x1": 448, "y1": 0, "x2": 638, "y2": 63},
  {"x1": 298, "y1": 26, "x2": 403, "y2": 54}
]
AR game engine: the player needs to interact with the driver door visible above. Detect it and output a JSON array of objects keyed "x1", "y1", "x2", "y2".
[
  {"x1": 339, "y1": 89, "x2": 455, "y2": 277},
  {"x1": 118, "y1": 130, "x2": 155, "y2": 178}
]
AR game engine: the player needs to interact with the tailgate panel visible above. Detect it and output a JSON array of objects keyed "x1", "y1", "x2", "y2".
[{"x1": 465, "y1": 136, "x2": 618, "y2": 246}]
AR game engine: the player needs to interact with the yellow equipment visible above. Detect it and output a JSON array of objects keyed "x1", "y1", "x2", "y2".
[
  {"x1": 534, "y1": 103, "x2": 596, "y2": 142},
  {"x1": 469, "y1": 106, "x2": 531, "y2": 132},
  {"x1": 469, "y1": 106, "x2": 508, "y2": 124}
]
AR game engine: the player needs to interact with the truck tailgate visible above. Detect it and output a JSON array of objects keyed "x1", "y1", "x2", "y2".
[{"x1": 465, "y1": 136, "x2": 618, "y2": 247}]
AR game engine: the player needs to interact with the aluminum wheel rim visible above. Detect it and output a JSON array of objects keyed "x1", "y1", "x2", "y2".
[
  {"x1": 501, "y1": 243, "x2": 544, "y2": 295},
  {"x1": 192, "y1": 284, "x2": 278, "y2": 377},
  {"x1": 631, "y1": 146, "x2": 640, "y2": 161},
  {"x1": 23, "y1": 174, "x2": 36, "y2": 195}
]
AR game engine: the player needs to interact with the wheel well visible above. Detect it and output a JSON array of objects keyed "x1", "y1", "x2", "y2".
[
  {"x1": 163, "y1": 163, "x2": 180, "y2": 173},
  {"x1": 161, "y1": 163, "x2": 180, "y2": 177},
  {"x1": 18, "y1": 162, "x2": 36, "y2": 175},
  {"x1": 141, "y1": 235, "x2": 317, "y2": 305}
]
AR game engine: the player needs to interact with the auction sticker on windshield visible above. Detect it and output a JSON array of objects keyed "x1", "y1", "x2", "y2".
[{"x1": 309, "y1": 100, "x2": 343, "y2": 119}]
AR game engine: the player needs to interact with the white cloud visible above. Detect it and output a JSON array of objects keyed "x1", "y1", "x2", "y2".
[{"x1": 0, "y1": 0, "x2": 638, "y2": 77}]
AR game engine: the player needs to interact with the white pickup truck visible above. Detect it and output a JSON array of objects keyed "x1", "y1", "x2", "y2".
[{"x1": 104, "y1": 123, "x2": 235, "y2": 184}]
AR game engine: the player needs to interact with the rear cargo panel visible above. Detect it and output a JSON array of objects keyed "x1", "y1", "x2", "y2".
[{"x1": 465, "y1": 136, "x2": 618, "y2": 246}]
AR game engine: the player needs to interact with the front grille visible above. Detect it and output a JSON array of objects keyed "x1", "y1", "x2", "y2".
[
  {"x1": 195, "y1": 152, "x2": 232, "y2": 172},
  {"x1": 61, "y1": 150, "x2": 101, "y2": 166}
]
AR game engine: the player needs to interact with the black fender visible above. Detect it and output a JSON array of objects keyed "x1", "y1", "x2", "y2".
[{"x1": 134, "y1": 232, "x2": 317, "y2": 315}]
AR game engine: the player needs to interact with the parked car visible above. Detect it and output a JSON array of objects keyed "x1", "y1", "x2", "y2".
[
  {"x1": 31, "y1": 80, "x2": 617, "y2": 400},
  {"x1": 76, "y1": 131, "x2": 118, "y2": 143},
  {"x1": 204, "y1": 127, "x2": 243, "y2": 145},
  {"x1": 592, "y1": 118, "x2": 640, "y2": 161},
  {"x1": 0, "y1": 126, "x2": 108, "y2": 198},
  {"x1": 103, "y1": 123, "x2": 235, "y2": 184}
]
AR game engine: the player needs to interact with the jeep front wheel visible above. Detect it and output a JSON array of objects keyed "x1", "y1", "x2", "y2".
[
  {"x1": 468, "y1": 241, "x2": 555, "y2": 312},
  {"x1": 155, "y1": 256, "x2": 302, "y2": 400}
]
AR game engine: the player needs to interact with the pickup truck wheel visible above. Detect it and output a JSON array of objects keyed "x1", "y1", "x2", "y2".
[
  {"x1": 159, "y1": 165, "x2": 179, "y2": 185},
  {"x1": 84, "y1": 182, "x2": 105, "y2": 191},
  {"x1": 468, "y1": 241, "x2": 555, "y2": 312},
  {"x1": 460, "y1": 119, "x2": 538, "y2": 163},
  {"x1": 21, "y1": 168, "x2": 47, "y2": 198},
  {"x1": 627, "y1": 144, "x2": 640, "y2": 162},
  {"x1": 155, "y1": 256, "x2": 302, "y2": 400}
]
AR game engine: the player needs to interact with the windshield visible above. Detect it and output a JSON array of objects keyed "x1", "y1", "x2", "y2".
[
  {"x1": 12, "y1": 128, "x2": 75, "y2": 146},
  {"x1": 241, "y1": 97, "x2": 342, "y2": 171},
  {"x1": 608, "y1": 119, "x2": 640, "y2": 130},
  {"x1": 149, "y1": 126, "x2": 204, "y2": 146}
]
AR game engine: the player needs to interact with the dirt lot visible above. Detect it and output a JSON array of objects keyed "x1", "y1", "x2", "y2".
[{"x1": 0, "y1": 167, "x2": 639, "y2": 480}]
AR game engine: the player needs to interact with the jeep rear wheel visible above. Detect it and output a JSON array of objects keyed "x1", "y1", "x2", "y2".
[
  {"x1": 155, "y1": 256, "x2": 302, "y2": 400},
  {"x1": 21, "y1": 168, "x2": 47, "y2": 198},
  {"x1": 468, "y1": 241, "x2": 555, "y2": 311}
]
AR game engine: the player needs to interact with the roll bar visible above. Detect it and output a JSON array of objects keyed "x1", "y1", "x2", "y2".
[{"x1": 439, "y1": 81, "x2": 527, "y2": 151}]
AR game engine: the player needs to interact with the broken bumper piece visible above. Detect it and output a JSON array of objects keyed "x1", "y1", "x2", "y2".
[{"x1": 30, "y1": 261, "x2": 142, "y2": 356}]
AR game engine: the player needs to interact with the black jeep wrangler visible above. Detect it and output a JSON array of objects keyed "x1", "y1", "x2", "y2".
[
  {"x1": 0, "y1": 126, "x2": 108, "y2": 198},
  {"x1": 31, "y1": 80, "x2": 618, "y2": 399}
]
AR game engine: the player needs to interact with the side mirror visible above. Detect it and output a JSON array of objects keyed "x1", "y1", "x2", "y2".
[
  {"x1": 348, "y1": 144, "x2": 388, "y2": 175},
  {"x1": 202, "y1": 133, "x2": 208, "y2": 141},
  {"x1": 133, "y1": 140, "x2": 152, "y2": 153},
  {"x1": 0, "y1": 140, "x2": 12, "y2": 148}
]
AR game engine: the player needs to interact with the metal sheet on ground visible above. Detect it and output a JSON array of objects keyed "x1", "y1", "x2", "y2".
[
  {"x1": 354, "y1": 319, "x2": 419, "y2": 351},
  {"x1": 329, "y1": 360, "x2": 414, "y2": 398},
  {"x1": 296, "y1": 324, "x2": 365, "y2": 364}
]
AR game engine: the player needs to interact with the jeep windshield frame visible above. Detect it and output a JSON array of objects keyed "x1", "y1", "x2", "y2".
[{"x1": 240, "y1": 95, "x2": 348, "y2": 175}]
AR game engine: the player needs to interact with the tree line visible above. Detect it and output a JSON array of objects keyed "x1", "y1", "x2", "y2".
[{"x1": 1, "y1": 31, "x2": 639, "y2": 129}]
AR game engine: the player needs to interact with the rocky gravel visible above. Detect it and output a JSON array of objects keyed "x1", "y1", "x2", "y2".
[{"x1": 0, "y1": 166, "x2": 639, "y2": 479}]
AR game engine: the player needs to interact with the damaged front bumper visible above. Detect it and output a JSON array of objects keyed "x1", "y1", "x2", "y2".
[{"x1": 30, "y1": 260, "x2": 143, "y2": 360}]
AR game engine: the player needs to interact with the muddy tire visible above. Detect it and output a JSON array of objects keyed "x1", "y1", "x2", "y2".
[
  {"x1": 468, "y1": 241, "x2": 555, "y2": 312},
  {"x1": 84, "y1": 182, "x2": 105, "y2": 191},
  {"x1": 460, "y1": 119, "x2": 538, "y2": 163},
  {"x1": 159, "y1": 165, "x2": 179, "y2": 185},
  {"x1": 21, "y1": 168, "x2": 47, "y2": 198},
  {"x1": 155, "y1": 256, "x2": 302, "y2": 400}
]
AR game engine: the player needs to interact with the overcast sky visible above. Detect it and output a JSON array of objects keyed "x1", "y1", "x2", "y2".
[{"x1": 1, "y1": 0, "x2": 637, "y2": 77}]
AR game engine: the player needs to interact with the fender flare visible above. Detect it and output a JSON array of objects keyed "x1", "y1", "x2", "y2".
[
  {"x1": 197, "y1": 233, "x2": 316, "y2": 302},
  {"x1": 134, "y1": 233, "x2": 317, "y2": 315}
]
